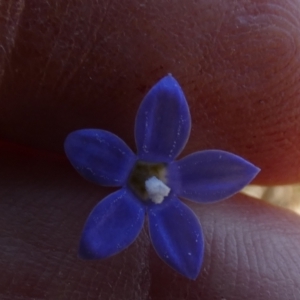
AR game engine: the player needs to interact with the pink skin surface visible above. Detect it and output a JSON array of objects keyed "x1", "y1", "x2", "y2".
[{"x1": 1, "y1": 0, "x2": 300, "y2": 299}]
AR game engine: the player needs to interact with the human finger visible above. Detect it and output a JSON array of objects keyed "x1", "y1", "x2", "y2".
[{"x1": 1, "y1": 142, "x2": 299, "y2": 299}]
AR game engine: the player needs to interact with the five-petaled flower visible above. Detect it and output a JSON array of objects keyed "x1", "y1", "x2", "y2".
[{"x1": 64, "y1": 75, "x2": 260, "y2": 279}]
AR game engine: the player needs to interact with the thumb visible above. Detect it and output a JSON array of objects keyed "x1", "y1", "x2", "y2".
[{"x1": 1, "y1": 0, "x2": 300, "y2": 185}]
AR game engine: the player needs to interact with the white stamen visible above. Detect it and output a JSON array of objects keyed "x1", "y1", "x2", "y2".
[{"x1": 145, "y1": 176, "x2": 171, "y2": 204}]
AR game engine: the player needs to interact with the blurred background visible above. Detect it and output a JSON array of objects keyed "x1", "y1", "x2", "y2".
[{"x1": 243, "y1": 184, "x2": 300, "y2": 215}]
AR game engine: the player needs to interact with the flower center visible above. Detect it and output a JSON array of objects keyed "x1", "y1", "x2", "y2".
[{"x1": 128, "y1": 160, "x2": 171, "y2": 204}]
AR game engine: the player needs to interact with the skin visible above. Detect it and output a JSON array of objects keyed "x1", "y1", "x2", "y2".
[{"x1": 1, "y1": 0, "x2": 300, "y2": 299}]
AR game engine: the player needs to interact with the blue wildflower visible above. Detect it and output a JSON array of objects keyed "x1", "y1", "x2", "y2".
[{"x1": 64, "y1": 75, "x2": 260, "y2": 279}]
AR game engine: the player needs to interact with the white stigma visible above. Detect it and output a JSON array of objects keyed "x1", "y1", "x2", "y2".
[{"x1": 145, "y1": 176, "x2": 171, "y2": 204}]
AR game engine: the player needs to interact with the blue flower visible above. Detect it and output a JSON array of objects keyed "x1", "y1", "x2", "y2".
[{"x1": 64, "y1": 75, "x2": 260, "y2": 279}]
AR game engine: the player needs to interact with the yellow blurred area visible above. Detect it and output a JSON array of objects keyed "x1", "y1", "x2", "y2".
[{"x1": 242, "y1": 185, "x2": 300, "y2": 215}]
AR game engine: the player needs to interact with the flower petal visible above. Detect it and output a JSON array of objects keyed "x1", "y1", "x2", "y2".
[
  {"x1": 169, "y1": 150, "x2": 260, "y2": 203},
  {"x1": 64, "y1": 129, "x2": 136, "y2": 186},
  {"x1": 79, "y1": 189, "x2": 145, "y2": 259},
  {"x1": 148, "y1": 196, "x2": 204, "y2": 279},
  {"x1": 135, "y1": 75, "x2": 191, "y2": 162}
]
